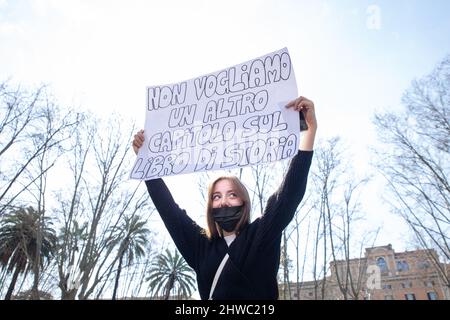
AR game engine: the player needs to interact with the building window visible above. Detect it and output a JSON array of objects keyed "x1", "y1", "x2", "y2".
[
  {"x1": 396, "y1": 260, "x2": 409, "y2": 272},
  {"x1": 405, "y1": 293, "x2": 416, "y2": 300},
  {"x1": 382, "y1": 284, "x2": 392, "y2": 290},
  {"x1": 427, "y1": 292, "x2": 438, "y2": 300},
  {"x1": 308, "y1": 292, "x2": 313, "y2": 297},
  {"x1": 377, "y1": 257, "x2": 388, "y2": 273},
  {"x1": 401, "y1": 282, "x2": 413, "y2": 288},
  {"x1": 424, "y1": 281, "x2": 435, "y2": 287},
  {"x1": 417, "y1": 261, "x2": 430, "y2": 269},
  {"x1": 384, "y1": 295, "x2": 394, "y2": 300}
]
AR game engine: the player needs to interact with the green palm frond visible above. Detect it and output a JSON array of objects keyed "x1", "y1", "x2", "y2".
[
  {"x1": 146, "y1": 248, "x2": 196, "y2": 300},
  {"x1": 107, "y1": 214, "x2": 151, "y2": 299},
  {"x1": 0, "y1": 207, "x2": 56, "y2": 272},
  {"x1": 0, "y1": 206, "x2": 57, "y2": 299}
]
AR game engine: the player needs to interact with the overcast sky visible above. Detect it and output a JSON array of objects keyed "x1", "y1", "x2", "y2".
[{"x1": 2, "y1": 0, "x2": 450, "y2": 253}]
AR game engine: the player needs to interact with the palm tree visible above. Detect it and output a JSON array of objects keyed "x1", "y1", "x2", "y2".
[
  {"x1": 108, "y1": 214, "x2": 150, "y2": 300},
  {"x1": 0, "y1": 207, "x2": 56, "y2": 300},
  {"x1": 147, "y1": 248, "x2": 196, "y2": 300}
]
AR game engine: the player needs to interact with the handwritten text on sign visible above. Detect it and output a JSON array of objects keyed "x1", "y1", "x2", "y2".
[{"x1": 130, "y1": 48, "x2": 300, "y2": 180}]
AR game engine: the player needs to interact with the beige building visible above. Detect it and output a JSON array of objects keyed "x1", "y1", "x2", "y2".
[{"x1": 280, "y1": 244, "x2": 450, "y2": 300}]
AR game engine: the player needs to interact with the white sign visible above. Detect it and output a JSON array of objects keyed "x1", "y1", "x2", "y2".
[{"x1": 130, "y1": 47, "x2": 300, "y2": 180}]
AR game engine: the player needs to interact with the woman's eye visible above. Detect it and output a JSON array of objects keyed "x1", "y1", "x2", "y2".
[
  {"x1": 229, "y1": 193, "x2": 237, "y2": 198},
  {"x1": 212, "y1": 195, "x2": 220, "y2": 200}
]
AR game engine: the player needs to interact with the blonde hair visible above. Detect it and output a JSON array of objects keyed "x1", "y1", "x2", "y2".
[{"x1": 205, "y1": 176, "x2": 251, "y2": 239}]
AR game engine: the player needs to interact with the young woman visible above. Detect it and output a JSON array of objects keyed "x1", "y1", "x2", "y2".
[{"x1": 132, "y1": 96, "x2": 317, "y2": 300}]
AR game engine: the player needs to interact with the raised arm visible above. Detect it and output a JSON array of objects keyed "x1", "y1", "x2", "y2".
[
  {"x1": 258, "y1": 97, "x2": 317, "y2": 244},
  {"x1": 287, "y1": 96, "x2": 318, "y2": 151},
  {"x1": 133, "y1": 130, "x2": 205, "y2": 269}
]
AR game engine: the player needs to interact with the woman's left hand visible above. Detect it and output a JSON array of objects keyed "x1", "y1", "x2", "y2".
[{"x1": 286, "y1": 96, "x2": 317, "y2": 131}]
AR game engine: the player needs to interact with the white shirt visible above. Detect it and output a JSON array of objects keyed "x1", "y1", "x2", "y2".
[{"x1": 224, "y1": 234, "x2": 236, "y2": 247}]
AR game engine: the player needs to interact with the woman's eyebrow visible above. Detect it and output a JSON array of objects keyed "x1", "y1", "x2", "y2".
[{"x1": 212, "y1": 189, "x2": 235, "y2": 194}]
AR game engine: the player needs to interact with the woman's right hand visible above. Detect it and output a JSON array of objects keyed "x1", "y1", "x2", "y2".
[{"x1": 132, "y1": 129, "x2": 145, "y2": 155}]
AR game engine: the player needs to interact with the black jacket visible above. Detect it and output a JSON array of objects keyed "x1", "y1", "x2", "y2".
[{"x1": 145, "y1": 150, "x2": 313, "y2": 300}]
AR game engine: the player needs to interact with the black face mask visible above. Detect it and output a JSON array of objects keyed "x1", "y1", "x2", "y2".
[{"x1": 212, "y1": 205, "x2": 244, "y2": 233}]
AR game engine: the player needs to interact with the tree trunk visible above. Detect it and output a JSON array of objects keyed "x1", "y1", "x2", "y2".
[
  {"x1": 164, "y1": 274, "x2": 175, "y2": 300},
  {"x1": 112, "y1": 253, "x2": 124, "y2": 300},
  {"x1": 5, "y1": 266, "x2": 21, "y2": 300},
  {"x1": 31, "y1": 215, "x2": 42, "y2": 300},
  {"x1": 61, "y1": 289, "x2": 77, "y2": 300}
]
